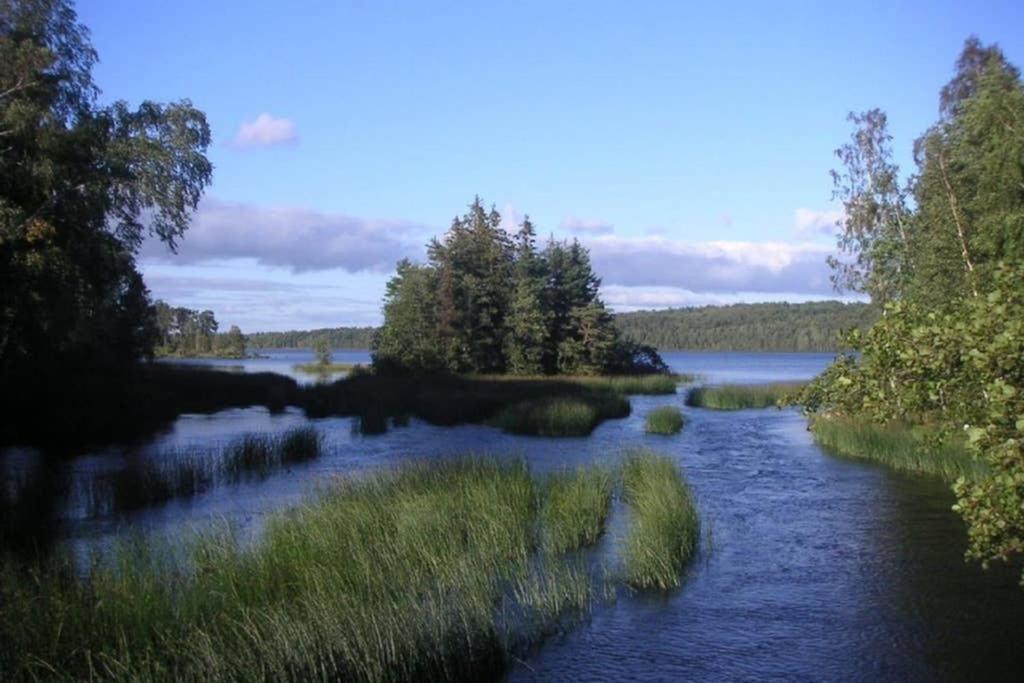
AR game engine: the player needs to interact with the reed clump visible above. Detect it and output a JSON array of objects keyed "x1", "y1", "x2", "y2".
[
  {"x1": 621, "y1": 451, "x2": 699, "y2": 590},
  {"x1": 645, "y1": 406, "x2": 684, "y2": 435},
  {"x1": 541, "y1": 467, "x2": 615, "y2": 553},
  {"x1": 492, "y1": 394, "x2": 630, "y2": 436},
  {"x1": 811, "y1": 417, "x2": 985, "y2": 482},
  {"x1": 0, "y1": 457, "x2": 609, "y2": 682},
  {"x1": 82, "y1": 427, "x2": 325, "y2": 515},
  {"x1": 685, "y1": 382, "x2": 805, "y2": 410}
]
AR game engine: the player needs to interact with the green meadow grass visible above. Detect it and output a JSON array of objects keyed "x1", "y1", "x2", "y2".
[
  {"x1": 645, "y1": 406, "x2": 684, "y2": 435},
  {"x1": 811, "y1": 417, "x2": 985, "y2": 482},
  {"x1": 685, "y1": 382, "x2": 805, "y2": 410},
  {"x1": 621, "y1": 451, "x2": 699, "y2": 590}
]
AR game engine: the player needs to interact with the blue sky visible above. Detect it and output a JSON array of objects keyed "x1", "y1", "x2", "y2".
[{"x1": 78, "y1": 1, "x2": 1024, "y2": 331}]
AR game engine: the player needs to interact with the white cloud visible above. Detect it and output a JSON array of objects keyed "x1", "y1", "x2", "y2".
[
  {"x1": 140, "y1": 198, "x2": 427, "y2": 273},
  {"x1": 794, "y1": 207, "x2": 843, "y2": 236},
  {"x1": 231, "y1": 113, "x2": 298, "y2": 148},
  {"x1": 584, "y1": 235, "x2": 836, "y2": 295},
  {"x1": 559, "y1": 216, "x2": 614, "y2": 236}
]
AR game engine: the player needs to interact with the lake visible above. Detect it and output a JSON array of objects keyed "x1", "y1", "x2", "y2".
[{"x1": 3, "y1": 350, "x2": 1022, "y2": 681}]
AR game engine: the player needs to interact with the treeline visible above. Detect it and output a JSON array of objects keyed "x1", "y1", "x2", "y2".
[
  {"x1": 798, "y1": 38, "x2": 1024, "y2": 582},
  {"x1": 373, "y1": 198, "x2": 666, "y2": 375},
  {"x1": 616, "y1": 301, "x2": 877, "y2": 351},
  {"x1": 247, "y1": 327, "x2": 377, "y2": 350},
  {"x1": 154, "y1": 301, "x2": 246, "y2": 358}
]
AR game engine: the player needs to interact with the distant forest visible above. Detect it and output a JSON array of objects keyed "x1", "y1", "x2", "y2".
[
  {"x1": 246, "y1": 301, "x2": 875, "y2": 352},
  {"x1": 616, "y1": 301, "x2": 876, "y2": 352},
  {"x1": 247, "y1": 327, "x2": 378, "y2": 350}
]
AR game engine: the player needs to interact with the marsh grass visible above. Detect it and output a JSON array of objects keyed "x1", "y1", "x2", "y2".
[
  {"x1": 685, "y1": 382, "x2": 805, "y2": 410},
  {"x1": 621, "y1": 451, "x2": 699, "y2": 590},
  {"x1": 292, "y1": 362, "x2": 357, "y2": 375},
  {"x1": 645, "y1": 406, "x2": 684, "y2": 435},
  {"x1": 492, "y1": 394, "x2": 630, "y2": 436},
  {"x1": 0, "y1": 458, "x2": 608, "y2": 682},
  {"x1": 811, "y1": 417, "x2": 985, "y2": 482},
  {"x1": 541, "y1": 467, "x2": 615, "y2": 553},
  {"x1": 80, "y1": 427, "x2": 325, "y2": 515}
]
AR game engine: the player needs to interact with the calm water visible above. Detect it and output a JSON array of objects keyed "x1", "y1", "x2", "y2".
[{"x1": 4, "y1": 351, "x2": 1023, "y2": 681}]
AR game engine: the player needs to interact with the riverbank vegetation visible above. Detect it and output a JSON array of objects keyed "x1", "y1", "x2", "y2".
[
  {"x1": 811, "y1": 418, "x2": 984, "y2": 483},
  {"x1": 796, "y1": 38, "x2": 1024, "y2": 582},
  {"x1": 0, "y1": 454, "x2": 699, "y2": 680},
  {"x1": 372, "y1": 199, "x2": 667, "y2": 377},
  {"x1": 686, "y1": 383, "x2": 803, "y2": 410},
  {"x1": 617, "y1": 301, "x2": 877, "y2": 352},
  {"x1": 645, "y1": 406, "x2": 684, "y2": 435},
  {"x1": 622, "y1": 452, "x2": 699, "y2": 589}
]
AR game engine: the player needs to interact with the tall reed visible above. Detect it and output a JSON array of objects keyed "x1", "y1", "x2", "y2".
[
  {"x1": 0, "y1": 458, "x2": 607, "y2": 682},
  {"x1": 685, "y1": 382, "x2": 805, "y2": 410},
  {"x1": 621, "y1": 451, "x2": 699, "y2": 590},
  {"x1": 645, "y1": 406, "x2": 684, "y2": 434},
  {"x1": 811, "y1": 417, "x2": 985, "y2": 482}
]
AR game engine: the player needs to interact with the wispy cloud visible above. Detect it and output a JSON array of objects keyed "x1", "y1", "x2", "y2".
[
  {"x1": 794, "y1": 207, "x2": 843, "y2": 236},
  {"x1": 559, "y1": 216, "x2": 614, "y2": 236},
  {"x1": 601, "y1": 284, "x2": 862, "y2": 311},
  {"x1": 140, "y1": 198, "x2": 427, "y2": 273},
  {"x1": 231, "y1": 113, "x2": 298, "y2": 148}
]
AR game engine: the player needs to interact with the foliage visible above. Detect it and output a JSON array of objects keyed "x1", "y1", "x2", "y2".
[
  {"x1": 0, "y1": 457, "x2": 608, "y2": 681},
  {"x1": 0, "y1": 0, "x2": 211, "y2": 377},
  {"x1": 615, "y1": 301, "x2": 877, "y2": 352},
  {"x1": 154, "y1": 300, "x2": 222, "y2": 356},
  {"x1": 247, "y1": 326, "x2": 377, "y2": 350},
  {"x1": 313, "y1": 337, "x2": 332, "y2": 366},
  {"x1": 621, "y1": 451, "x2": 699, "y2": 590},
  {"x1": 687, "y1": 383, "x2": 804, "y2": 410},
  {"x1": 372, "y1": 198, "x2": 666, "y2": 376},
  {"x1": 645, "y1": 406, "x2": 684, "y2": 435},
  {"x1": 805, "y1": 37, "x2": 1024, "y2": 582}
]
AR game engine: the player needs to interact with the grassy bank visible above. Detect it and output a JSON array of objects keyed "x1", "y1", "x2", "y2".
[
  {"x1": 645, "y1": 406, "x2": 684, "y2": 435},
  {"x1": 0, "y1": 458, "x2": 612, "y2": 681},
  {"x1": 685, "y1": 382, "x2": 804, "y2": 410},
  {"x1": 811, "y1": 417, "x2": 985, "y2": 482},
  {"x1": 622, "y1": 452, "x2": 699, "y2": 589}
]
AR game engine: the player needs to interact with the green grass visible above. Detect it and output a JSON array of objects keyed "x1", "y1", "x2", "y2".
[
  {"x1": 811, "y1": 417, "x2": 986, "y2": 482},
  {"x1": 491, "y1": 394, "x2": 630, "y2": 436},
  {"x1": 541, "y1": 467, "x2": 615, "y2": 553},
  {"x1": 645, "y1": 406, "x2": 684, "y2": 435},
  {"x1": 685, "y1": 382, "x2": 805, "y2": 410},
  {"x1": 292, "y1": 362, "x2": 358, "y2": 375},
  {"x1": 0, "y1": 458, "x2": 606, "y2": 681},
  {"x1": 621, "y1": 451, "x2": 699, "y2": 590},
  {"x1": 573, "y1": 374, "x2": 686, "y2": 395}
]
